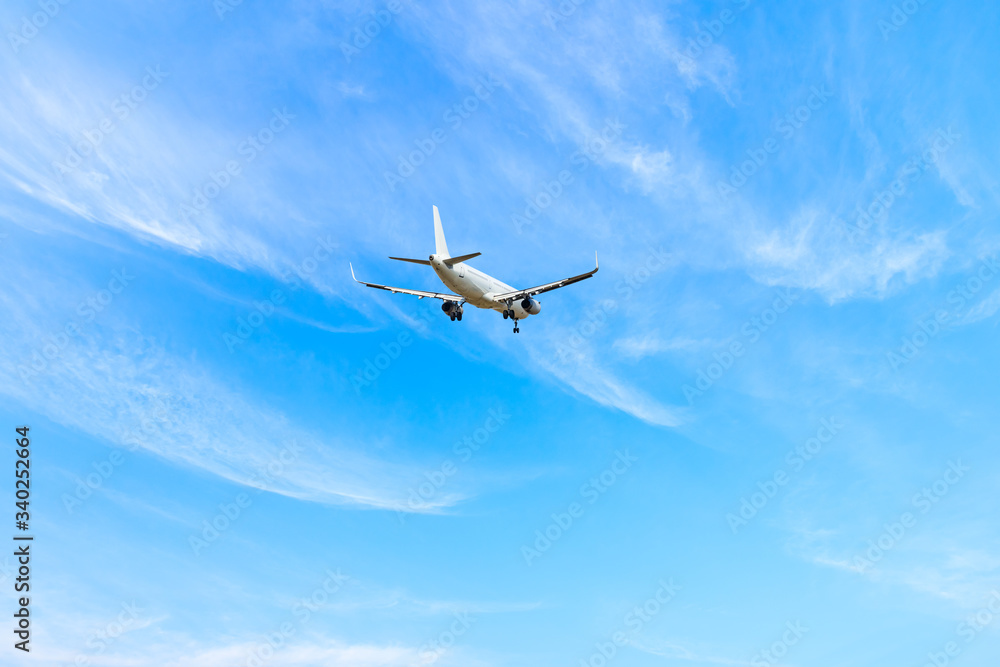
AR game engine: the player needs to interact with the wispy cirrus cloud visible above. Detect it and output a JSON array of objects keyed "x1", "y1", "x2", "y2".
[{"x1": 0, "y1": 278, "x2": 459, "y2": 512}]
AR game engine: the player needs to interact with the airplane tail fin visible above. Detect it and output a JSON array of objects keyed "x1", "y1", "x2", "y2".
[{"x1": 433, "y1": 205, "x2": 450, "y2": 258}]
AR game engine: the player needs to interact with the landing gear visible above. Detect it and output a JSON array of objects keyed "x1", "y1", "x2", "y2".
[{"x1": 502, "y1": 302, "x2": 519, "y2": 332}]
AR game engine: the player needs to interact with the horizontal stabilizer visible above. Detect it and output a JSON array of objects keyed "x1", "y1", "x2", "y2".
[
  {"x1": 444, "y1": 252, "x2": 481, "y2": 266},
  {"x1": 389, "y1": 256, "x2": 432, "y2": 265}
]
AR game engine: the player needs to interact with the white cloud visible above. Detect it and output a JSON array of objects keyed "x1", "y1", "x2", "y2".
[
  {"x1": 29, "y1": 637, "x2": 430, "y2": 667},
  {"x1": 0, "y1": 284, "x2": 459, "y2": 512},
  {"x1": 630, "y1": 637, "x2": 748, "y2": 665},
  {"x1": 961, "y1": 286, "x2": 1000, "y2": 325},
  {"x1": 743, "y1": 208, "x2": 951, "y2": 301},
  {"x1": 0, "y1": 44, "x2": 321, "y2": 283},
  {"x1": 786, "y1": 514, "x2": 1000, "y2": 610},
  {"x1": 629, "y1": 148, "x2": 675, "y2": 194},
  {"x1": 613, "y1": 334, "x2": 712, "y2": 360},
  {"x1": 533, "y1": 340, "x2": 686, "y2": 427}
]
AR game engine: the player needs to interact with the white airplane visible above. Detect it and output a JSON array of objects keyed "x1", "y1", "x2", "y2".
[{"x1": 351, "y1": 206, "x2": 598, "y2": 333}]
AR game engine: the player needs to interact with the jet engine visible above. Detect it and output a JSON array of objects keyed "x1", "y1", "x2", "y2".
[{"x1": 520, "y1": 297, "x2": 541, "y2": 315}]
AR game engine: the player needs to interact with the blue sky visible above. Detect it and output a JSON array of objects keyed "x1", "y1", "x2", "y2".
[{"x1": 1, "y1": 0, "x2": 999, "y2": 665}]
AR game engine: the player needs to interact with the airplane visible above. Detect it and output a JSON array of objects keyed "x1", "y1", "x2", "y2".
[{"x1": 350, "y1": 205, "x2": 598, "y2": 333}]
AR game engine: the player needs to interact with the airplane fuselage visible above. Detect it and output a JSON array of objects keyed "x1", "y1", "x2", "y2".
[{"x1": 430, "y1": 254, "x2": 539, "y2": 318}]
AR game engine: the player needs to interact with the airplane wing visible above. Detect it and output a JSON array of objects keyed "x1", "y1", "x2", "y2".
[
  {"x1": 350, "y1": 263, "x2": 464, "y2": 302},
  {"x1": 492, "y1": 253, "x2": 599, "y2": 302}
]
